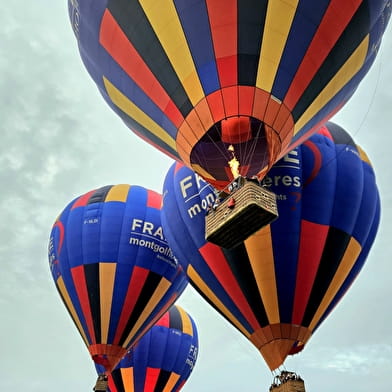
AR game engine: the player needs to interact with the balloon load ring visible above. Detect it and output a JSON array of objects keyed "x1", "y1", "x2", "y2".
[{"x1": 205, "y1": 176, "x2": 278, "y2": 248}]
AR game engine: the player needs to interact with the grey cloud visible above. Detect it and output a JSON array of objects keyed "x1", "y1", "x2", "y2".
[{"x1": 1, "y1": 3, "x2": 392, "y2": 392}]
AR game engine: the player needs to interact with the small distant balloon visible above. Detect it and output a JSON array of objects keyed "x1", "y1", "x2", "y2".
[{"x1": 96, "y1": 305, "x2": 198, "y2": 392}]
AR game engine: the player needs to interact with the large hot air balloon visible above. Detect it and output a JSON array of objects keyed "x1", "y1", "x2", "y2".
[
  {"x1": 160, "y1": 122, "x2": 380, "y2": 371},
  {"x1": 48, "y1": 185, "x2": 188, "y2": 384},
  {"x1": 67, "y1": 0, "x2": 390, "y2": 188},
  {"x1": 96, "y1": 305, "x2": 198, "y2": 392}
]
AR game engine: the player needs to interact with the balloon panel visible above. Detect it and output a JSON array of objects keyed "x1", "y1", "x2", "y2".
[
  {"x1": 161, "y1": 123, "x2": 380, "y2": 369},
  {"x1": 68, "y1": 0, "x2": 390, "y2": 187}
]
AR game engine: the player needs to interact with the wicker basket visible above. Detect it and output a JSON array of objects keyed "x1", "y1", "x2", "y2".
[
  {"x1": 93, "y1": 375, "x2": 108, "y2": 391},
  {"x1": 269, "y1": 379, "x2": 306, "y2": 392},
  {"x1": 205, "y1": 179, "x2": 278, "y2": 249}
]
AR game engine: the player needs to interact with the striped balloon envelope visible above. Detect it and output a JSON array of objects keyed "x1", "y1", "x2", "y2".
[
  {"x1": 48, "y1": 185, "x2": 188, "y2": 373},
  {"x1": 96, "y1": 305, "x2": 198, "y2": 392},
  {"x1": 67, "y1": 0, "x2": 390, "y2": 189},
  {"x1": 160, "y1": 122, "x2": 380, "y2": 370}
]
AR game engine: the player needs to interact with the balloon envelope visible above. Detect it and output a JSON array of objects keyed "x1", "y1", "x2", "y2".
[
  {"x1": 161, "y1": 122, "x2": 380, "y2": 370},
  {"x1": 48, "y1": 185, "x2": 188, "y2": 372},
  {"x1": 68, "y1": 0, "x2": 390, "y2": 188},
  {"x1": 96, "y1": 305, "x2": 198, "y2": 392}
]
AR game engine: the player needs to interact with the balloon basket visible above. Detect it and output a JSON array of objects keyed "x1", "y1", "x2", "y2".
[
  {"x1": 93, "y1": 374, "x2": 108, "y2": 391},
  {"x1": 205, "y1": 177, "x2": 278, "y2": 248},
  {"x1": 269, "y1": 371, "x2": 305, "y2": 392}
]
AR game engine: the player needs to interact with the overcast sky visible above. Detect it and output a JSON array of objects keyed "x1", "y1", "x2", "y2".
[{"x1": 1, "y1": 2, "x2": 391, "y2": 391}]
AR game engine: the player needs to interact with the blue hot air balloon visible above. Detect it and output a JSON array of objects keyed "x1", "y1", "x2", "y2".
[
  {"x1": 160, "y1": 122, "x2": 380, "y2": 370},
  {"x1": 48, "y1": 185, "x2": 188, "y2": 376},
  {"x1": 96, "y1": 304, "x2": 198, "y2": 392}
]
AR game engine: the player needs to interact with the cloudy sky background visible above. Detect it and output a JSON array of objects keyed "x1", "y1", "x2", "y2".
[{"x1": 1, "y1": 2, "x2": 391, "y2": 391}]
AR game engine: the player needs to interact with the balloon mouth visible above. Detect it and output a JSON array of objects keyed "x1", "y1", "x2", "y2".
[
  {"x1": 250, "y1": 324, "x2": 312, "y2": 370},
  {"x1": 190, "y1": 116, "x2": 269, "y2": 188}
]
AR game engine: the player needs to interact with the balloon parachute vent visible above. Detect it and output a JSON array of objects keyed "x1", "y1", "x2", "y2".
[
  {"x1": 269, "y1": 371, "x2": 305, "y2": 392},
  {"x1": 205, "y1": 177, "x2": 278, "y2": 249},
  {"x1": 93, "y1": 374, "x2": 108, "y2": 392}
]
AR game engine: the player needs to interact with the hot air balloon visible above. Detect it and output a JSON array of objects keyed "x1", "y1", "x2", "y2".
[
  {"x1": 48, "y1": 185, "x2": 188, "y2": 389},
  {"x1": 160, "y1": 122, "x2": 380, "y2": 372},
  {"x1": 96, "y1": 305, "x2": 198, "y2": 392},
  {"x1": 67, "y1": 0, "x2": 390, "y2": 189}
]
